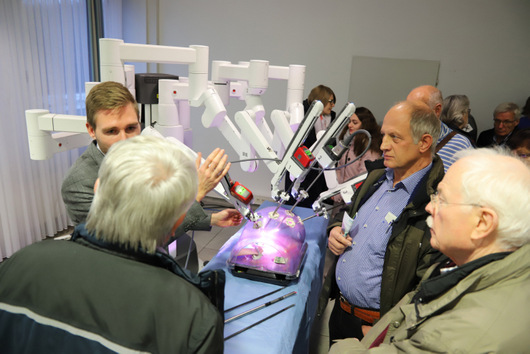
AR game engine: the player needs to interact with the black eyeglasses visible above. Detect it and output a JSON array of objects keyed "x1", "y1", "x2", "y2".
[{"x1": 493, "y1": 119, "x2": 516, "y2": 125}]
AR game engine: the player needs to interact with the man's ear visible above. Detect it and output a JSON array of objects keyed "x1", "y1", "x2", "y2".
[
  {"x1": 418, "y1": 134, "x2": 433, "y2": 154},
  {"x1": 434, "y1": 103, "x2": 443, "y2": 118},
  {"x1": 86, "y1": 122, "x2": 96, "y2": 140},
  {"x1": 471, "y1": 207, "x2": 498, "y2": 242}
]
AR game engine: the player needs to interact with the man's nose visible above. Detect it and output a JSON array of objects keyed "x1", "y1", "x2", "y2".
[
  {"x1": 380, "y1": 136, "x2": 389, "y2": 150},
  {"x1": 117, "y1": 130, "x2": 128, "y2": 141},
  {"x1": 425, "y1": 200, "x2": 433, "y2": 214}
]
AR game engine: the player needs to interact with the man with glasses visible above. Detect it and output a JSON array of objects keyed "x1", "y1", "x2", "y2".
[
  {"x1": 330, "y1": 148, "x2": 530, "y2": 353},
  {"x1": 326, "y1": 100, "x2": 446, "y2": 343},
  {"x1": 477, "y1": 102, "x2": 521, "y2": 147}
]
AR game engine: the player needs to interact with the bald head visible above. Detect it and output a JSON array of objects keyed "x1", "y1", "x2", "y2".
[{"x1": 407, "y1": 85, "x2": 443, "y2": 119}]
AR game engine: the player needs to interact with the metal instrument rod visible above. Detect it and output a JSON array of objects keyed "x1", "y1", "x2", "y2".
[
  {"x1": 224, "y1": 290, "x2": 296, "y2": 324},
  {"x1": 301, "y1": 203, "x2": 346, "y2": 223},
  {"x1": 224, "y1": 304, "x2": 295, "y2": 341},
  {"x1": 301, "y1": 214, "x2": 319, "y2": 222},
  {"x1": 272, "y1": 201, "x2": 284, "y2": 216},
  {"x1": 224, "y1": 286, "x2": 287, "y2": 313},
  {"x1": 289, "y1": 170, "x2": 324, "y2": 213}
]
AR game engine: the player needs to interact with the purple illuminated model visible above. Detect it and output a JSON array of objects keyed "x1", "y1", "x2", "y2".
[{"x1": 227, "y1": 206, "x2": 307, "y2": 283}]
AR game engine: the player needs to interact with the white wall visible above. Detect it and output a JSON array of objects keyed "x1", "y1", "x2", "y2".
[{"x1": 123, "y1": 0, "x2": 530, "y2": 199}]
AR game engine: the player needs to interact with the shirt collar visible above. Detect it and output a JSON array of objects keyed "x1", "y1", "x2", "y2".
[
  {"x1": 384, "y1": 161, "x2": 433, "y2": 194},
  {"x1": 95, "y1": 142, "x2": 105, "y2": 155}
]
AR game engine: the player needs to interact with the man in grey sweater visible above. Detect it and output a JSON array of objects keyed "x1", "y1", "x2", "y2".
[{"x1": 62, "y1": 81, "x2": 242, "y2": 269}]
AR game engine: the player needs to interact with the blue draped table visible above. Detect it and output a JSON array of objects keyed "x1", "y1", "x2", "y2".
[{"x1": 202, "y1": 201, "x2": 329, "y2": 353}]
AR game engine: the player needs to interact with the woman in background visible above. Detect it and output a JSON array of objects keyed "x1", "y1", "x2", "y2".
[
  {"x1": 285, "y1": 85, "x2": 337, "y2": 208},
  {"x1": 336, "y1": 107, "x2": 382, "y2": 185},
  {"x1": 440, "y1": 94, "x2": 476, "y2": 144},
  {"x1": 303, "y1": 85, "x2": 337, "y2": 148}
]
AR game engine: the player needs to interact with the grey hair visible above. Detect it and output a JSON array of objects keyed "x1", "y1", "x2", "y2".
[
  {"x1": 493, "y1": 102, "x2": 521, "y2": 120},
  {"x1": 455, "y1": 148, "x2": 530, "y2": 250},
  {"x1": 407, "y1": 100, "x2": 441, "y2": 156},
  {"x1": 426, "y1": 87, "x2": 443, "y2": 111},
  {"x1": 441, "y1": 95, "x2": 470, "y2": 129},
  {"x1": 86, "y1": 135, "x2": 198, "y2": 253}
]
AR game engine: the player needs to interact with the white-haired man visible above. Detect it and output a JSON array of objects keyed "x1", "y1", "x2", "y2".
[
  {"x1": 330, "y1": 148, "x2": 530, "y2": 353},
  {"x1": 0, "y1": 136, "x2": 224, "y2": 353},
  {"x1": 407, "y1": 85, "x2": 473, "y2": 172}
]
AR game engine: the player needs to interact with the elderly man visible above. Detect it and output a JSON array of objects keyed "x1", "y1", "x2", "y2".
[
  {"x1": 407, "y1": 85, "x2": 473, "y2": 172},
  {"x1": 0, "y1": 136, "x2": 224, "y2": 353},
  {"x1": 326, "y1": 100, "x2": 446, "y2": 343},
  {"x1": 330, "y1": 148, "x2": 530, "y2": 353},
  {"x1": 477, "y1": 102, "x2": 521, "y2": 147},
  {"x1": 61, "y1": 81, "x2": 241, "y2": 271}
]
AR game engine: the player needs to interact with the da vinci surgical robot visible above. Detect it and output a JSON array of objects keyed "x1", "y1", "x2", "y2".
[{"x1": 25, "y1": 38, "x2": 369, "y2": 283}]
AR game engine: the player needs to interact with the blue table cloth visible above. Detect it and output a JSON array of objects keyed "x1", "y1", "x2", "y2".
[{"x1": 202, "y1": 201, "x2": 329, "y2": 353}]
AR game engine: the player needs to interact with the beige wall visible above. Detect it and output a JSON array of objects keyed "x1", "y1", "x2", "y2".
[{"x1": 123, "y1": 0, "x2": 530, "y2": 198}]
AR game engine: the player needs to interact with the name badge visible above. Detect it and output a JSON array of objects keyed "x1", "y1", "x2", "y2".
[
  {"x1": 385, "y1": 212, "x2": 397, "y2": 224},
  {"x1": 342, "y1": 212, "x2": 356, "y2": 237}
]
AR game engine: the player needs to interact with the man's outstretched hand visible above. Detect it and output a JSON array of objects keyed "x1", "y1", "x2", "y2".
[
  {"x1": 196, "y1": 148, "x2": 231, "y2": 202},
  {"x1": 211, "y1": 209, "x2": 243, "y2": 227}
]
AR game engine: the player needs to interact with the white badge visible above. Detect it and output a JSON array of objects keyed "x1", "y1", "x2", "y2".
[
  {"x1": 342, "y1": 212, "x2": 356, "y2": 237},
  {"x1": 385, "y1": 212, "x2": 397, "y2": 224}
]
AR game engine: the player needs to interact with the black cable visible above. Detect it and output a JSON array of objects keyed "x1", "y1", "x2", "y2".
[
  {"x1": 309, "y1": 130, "x2": 373, "y2": 172},
  {"x1": 230, "y1": 157, "x2": 281, "y2": 164}
]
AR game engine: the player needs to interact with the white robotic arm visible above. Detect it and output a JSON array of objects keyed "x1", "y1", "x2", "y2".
[
  {"x1": 25, "y1": 110, "x2": 92, "y2": 160},
  {"x1": 100, "y1": 38, "x2": 260, "y2": 172},
  {"x1": 268, "y1": 64, "x2": 306, "y2": 127},
  {"x1": 212, "y1": 60, "x2": 270, "y2": 172},
  {"x1": 269, "y1": 100, "x2": 324, "y2": 203},
  {"x1": 311, "y1": 172, "x2": 368, "y2": 219},
  {"x1": 211, "y1": 60, "x2": 307, "y2": 171},
  {"x1": 268, "y1": 64, "x2": 306, "y2": 158},
  {"x1": 290, "y1": 102, "x2": 356, "y2": 201}
]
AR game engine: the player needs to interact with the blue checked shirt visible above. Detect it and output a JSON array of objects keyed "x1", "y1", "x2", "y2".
[
  {"x1": 335, "y1": 163, "x2": 432, "y2": 309},
  {"x1": 437, "y1": 123, "x2": 473, "y2": 173}
]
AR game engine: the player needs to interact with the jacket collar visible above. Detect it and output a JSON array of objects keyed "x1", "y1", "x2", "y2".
[
  {"x1": 413, "y1": 252, "x2": 511, "y2": 304},
  {"x1": 70, "y1": 224, "x2": 226, "y2": 313},
  {"x1": 71, "y1": 223, "x2": 196, "y2": 280},
  {"x1": 401, "y1": 244, "x2": 529, "y2": 328},
  {"x1": 88, "y1": 139, "x2": 105, "y2": 165}
]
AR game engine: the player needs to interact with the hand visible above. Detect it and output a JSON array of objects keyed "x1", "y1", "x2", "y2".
[
  {"x1": 196, "y1": 148, "x2": 231, "y2": 202},
  {"x1": 361, "y1": 325, "x2": 372, "y2": 336},
  {"x1": 211, "y1": 209, "x2": 243, "y2": 228},
  {"x1": 328, "y1": 226, "x2": 352, "y2": 256}
]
